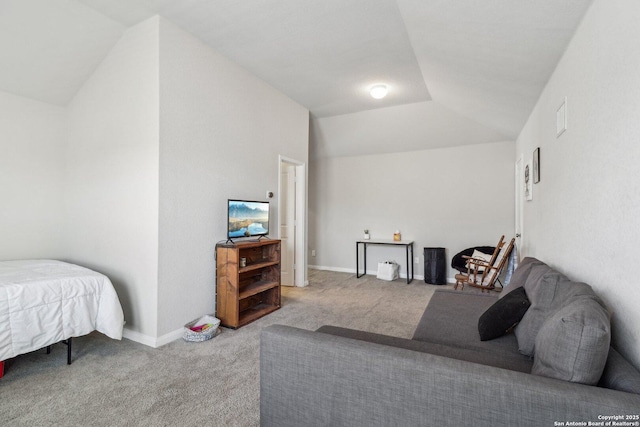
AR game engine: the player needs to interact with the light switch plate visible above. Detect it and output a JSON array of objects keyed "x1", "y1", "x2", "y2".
[{"x1": 557, "y1": 96, "x2": 567, "y2": 137}]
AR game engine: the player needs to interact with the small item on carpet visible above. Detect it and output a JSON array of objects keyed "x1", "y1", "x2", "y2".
[
  {"x1": 190, "y1": 323, "x2": 213, "y2": 332},
  {"x1": 377, "y1": 261, "x2": 399, "y2": 281},
  {"x1": 183, "y1": 315, "x2": 221, "y2": 342}
]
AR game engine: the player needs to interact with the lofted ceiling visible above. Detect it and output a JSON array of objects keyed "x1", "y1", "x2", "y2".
[{"x1": 0, "y1": 0, "x2": 593, "y2": 155}]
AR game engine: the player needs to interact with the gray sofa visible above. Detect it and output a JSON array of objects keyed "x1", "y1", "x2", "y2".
[{"x1": 260, "y1": 257, "x2": 640, "y2": 426}]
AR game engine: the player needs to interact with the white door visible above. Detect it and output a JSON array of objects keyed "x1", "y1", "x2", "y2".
[
  {"x1": 515, "y1": 156, "x2": 523, "y2": 255},
  {"x1": 280, "y1": 163, "x2": 296, "y2": 286}
]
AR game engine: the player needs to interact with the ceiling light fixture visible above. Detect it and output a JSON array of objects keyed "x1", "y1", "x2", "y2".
[{"x1": 370, "y1": 84, "x2": 388, "y2": 99}]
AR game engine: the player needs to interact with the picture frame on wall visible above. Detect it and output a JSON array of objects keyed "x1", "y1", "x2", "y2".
[
  {"x1": 525, "y1": 159, "x2": 533, "y2": 201},
  {"x1": 533, "y1": 147, "x2": 540, "y2": 184}
]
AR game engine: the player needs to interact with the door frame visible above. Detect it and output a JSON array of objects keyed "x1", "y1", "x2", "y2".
[
  {"x1": 515, "y1": 156, "x2": 524, "y2": 257},
  {"x1": 278, "y1": 155, "x2": 308, "y2": 287}
]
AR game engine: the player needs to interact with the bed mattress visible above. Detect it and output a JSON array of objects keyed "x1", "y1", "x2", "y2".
[{"x1": 0, "y1": 260, "x2": 124, "y2": 361}]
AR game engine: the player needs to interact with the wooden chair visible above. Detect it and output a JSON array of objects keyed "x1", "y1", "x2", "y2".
[
  {"x1": 454, "y1": 235, "x2": 503, "y2": 282},
  {"x1": 454, "y1": 236, "x2": 515, "y2": 292},
  {"x1": 451, "y1": 244, "x2": 498, "y2": 274}
]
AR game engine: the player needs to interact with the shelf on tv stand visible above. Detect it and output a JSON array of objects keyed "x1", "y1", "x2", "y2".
[
  {"x1": 239, "y1": 280, "x2": 279, "y2": 300},
  {"x1": 238, "y1": 303, "x2": 280, "y2": 327},
  {"x1": 216, "y1": 239, "x2": 281, "y2": 329},
  {"x1": 239, "y1": 260, "x2": 279, "y2": 273}
]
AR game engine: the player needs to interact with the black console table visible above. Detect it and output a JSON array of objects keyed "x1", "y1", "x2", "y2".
[{"x1": 356, "y1": 239, "x2": 414, "y2": 284}]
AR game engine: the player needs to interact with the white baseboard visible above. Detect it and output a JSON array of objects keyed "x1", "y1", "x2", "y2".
[
  {"x1": 157, "y1": 328, "x2": 184, "y2": 347},
  {"x1": 123, "y1": 326, "x2": 183, "y2": 348},
  {"x1": 122, "y1": 328, "x2": 156, "y2": 347},
  {"x1": 284, "y1": 281, "x2": 310, "y2": 288},
  {"x1": 122, "y1": 270, "x2": 457, "y2": 349},
  {"x1": 309, "y1": 264, "x2": 457, "y2": 285},
  {"x1": 309, "y1": 264, "x2": 354, "y2": 273}
]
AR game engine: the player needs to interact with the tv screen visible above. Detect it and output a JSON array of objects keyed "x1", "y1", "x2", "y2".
[{"x1": 227, "y1": 199, "x2": 270, "y2": 239}]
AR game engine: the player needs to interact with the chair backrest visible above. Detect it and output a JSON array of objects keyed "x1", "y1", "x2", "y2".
[
  {"x1": 481, "y1": 238, "x2": 515, "y2": 287},
  {"x1": 468, "y1": 235, "x2": 503, "y2": 274},
  {"x1": 486, "y1": 235, "x2": 505, "y2": 266}
]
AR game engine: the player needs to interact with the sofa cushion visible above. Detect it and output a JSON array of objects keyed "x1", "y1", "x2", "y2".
[
  {"x1": 532, "y1": 297, "x2": 610, "y2": 385},
  {"x1": 549, "y1": 279, "x2": 601, "y2": 311},
  {"x1": 478, "y1": 286, "x2": 530, "y2": 341},
  {"x1": 413, "y1": 290, "x2": 528, "y2": 361},
  {"x1": 317, "y1": 325, "x2": 534, "y2": 373},
  {"x1": 599, "y1": 347, "x2": 640, "y2": 394},
  {"x1": 514, "y1": 264, "x2": 563, "y2": 355},
  {"x1": 499, "y1": 257, "x2": 544, "y2": 299},
  {"x1": 515, "y1": 261, "x2": 604, "y2": 357}
]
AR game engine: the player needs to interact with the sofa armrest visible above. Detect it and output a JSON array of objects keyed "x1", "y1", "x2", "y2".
[{"x1": 260, "y1": 325, "x2": 640, "y2": 427}]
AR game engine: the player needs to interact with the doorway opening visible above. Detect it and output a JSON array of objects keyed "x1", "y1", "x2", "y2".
[
  {"x1": 515, "y1": 156, "x2": 523, "y2": 256},
  {"x1": 278, "y1": 156, "x2": 307, "y2": 287}
]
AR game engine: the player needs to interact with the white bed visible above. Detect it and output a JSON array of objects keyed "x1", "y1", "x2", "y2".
[{"x1": 0, "y1": 260, "x2": 124, "y2": 367}]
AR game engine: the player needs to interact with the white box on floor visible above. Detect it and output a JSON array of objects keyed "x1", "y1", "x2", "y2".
[{"x1": 377, "y1": 261, "x2": 399, "y2": 281}]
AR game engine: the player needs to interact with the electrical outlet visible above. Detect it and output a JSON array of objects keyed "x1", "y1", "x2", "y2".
[
  {"x1": 414, "y1": 257, "x2": 419, "y2": 264},
  {"x1": 311, "y1": 250, "x2": 316, "y2": 257}
]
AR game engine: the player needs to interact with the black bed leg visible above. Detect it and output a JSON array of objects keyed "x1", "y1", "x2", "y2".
[
  {"x1": 66, "y1": 337, "x2": 72, "y2": 365},
  {"x1": 44, "y1": 339, "x2": 72, "y2": 364}
]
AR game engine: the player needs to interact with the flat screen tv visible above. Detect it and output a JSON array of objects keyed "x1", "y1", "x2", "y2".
[{"x1": 227, "y1": 199, "x2": 270, "y2": 240}]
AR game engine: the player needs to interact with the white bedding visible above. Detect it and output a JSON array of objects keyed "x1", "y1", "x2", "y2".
[{"x1": 0, "y1": 260, "x2": 124, "y2": 361}]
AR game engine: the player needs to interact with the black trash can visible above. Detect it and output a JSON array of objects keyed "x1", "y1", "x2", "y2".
[{"x1": 424, "y1": 247, "x2": 446, "y2": 285}]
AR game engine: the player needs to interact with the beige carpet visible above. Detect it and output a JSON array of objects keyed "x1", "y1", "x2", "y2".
[{"x1": 0, "y1": 270, "x2": 467, "y2": 426}]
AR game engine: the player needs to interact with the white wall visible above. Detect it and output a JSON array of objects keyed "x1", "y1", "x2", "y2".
[
  {"x1": 157, "y1": 18, "x2": 309, "y2": 336},
  {"x1": 515, "y1": 0, "x2": 640, "y2": 367},
  {"x1": 2, "y1": 14, "x2": 308, "y2": 345},
  {"x1": 64, "y1": 17, "x2": 160, "y2": 339},
  {"x1": 0, "y1": 91, "x2": 66, "y2": 259},
  {"x1": 310, "y1": 141, "x2": 514, "y2": 280},
  {"x1": 310, "y1": 101, "x2": 509, "y2": 158}
]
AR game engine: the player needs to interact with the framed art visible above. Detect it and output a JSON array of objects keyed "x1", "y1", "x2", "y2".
[
  {"x1": 525, "y1": 159, "x2": 533, "y2": 201},
  {"x1": 533, "y1": 147, "x2": 540, "y2": 184}
]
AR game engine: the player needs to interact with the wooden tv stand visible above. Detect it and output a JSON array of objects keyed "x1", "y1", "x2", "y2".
[{"x1": 215, "y1": 239, "x2": 281, "y2": 328}]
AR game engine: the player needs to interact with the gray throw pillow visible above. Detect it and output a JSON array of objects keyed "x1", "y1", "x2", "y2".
[
  {"x1": 514, "y1": 265, "x2": 563, "y2": 356},
  {"x1": 499, "y1": 257, "x2": 543, "y2": 300},
  {"x1": 532, "y1": 297, "x2": 611, "y2": 385}
]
